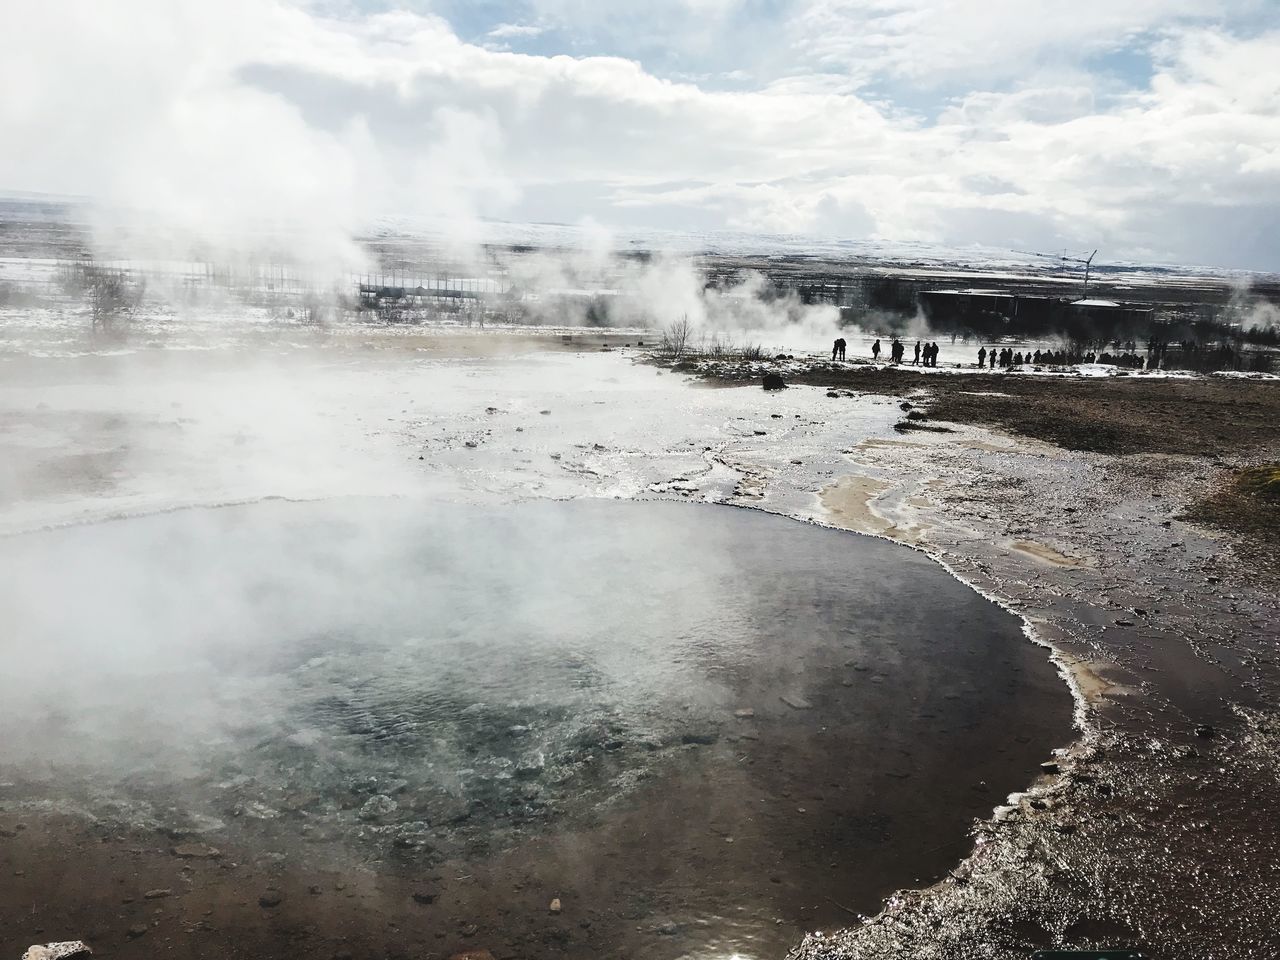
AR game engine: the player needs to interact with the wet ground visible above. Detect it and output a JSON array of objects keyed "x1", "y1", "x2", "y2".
[
  {"x1": 0, "y1": 498, "x2": 1070, "y2": 959},
  {"x1": 3, "y1": 325, "x2": 1279, "y2": 959}
]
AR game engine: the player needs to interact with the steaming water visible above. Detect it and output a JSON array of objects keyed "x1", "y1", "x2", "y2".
[{"x1": 0, "y1": 497, "x2": 1071, "y2": 958}]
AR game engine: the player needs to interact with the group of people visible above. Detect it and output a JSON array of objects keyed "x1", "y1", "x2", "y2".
[
  {"x1": 830, "y1": 337, "x2": 1152, "y2": 371},
  {"x1": 976, "y1": 346, "x2": 1150, "y2": 369},
  {"x1": 862, "y1": 338, "x2": 941, "y2": 366}
]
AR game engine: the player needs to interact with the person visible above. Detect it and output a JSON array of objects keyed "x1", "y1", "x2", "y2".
[
  {"x1": 872, "y1": 339, "x2": 881, "y2": 361},
  {"x1": 913, "y1": 341, "x2": 921, "y2": 365},
  {"x1": 978, "y1": 346, "x2": 987, "y2": 368},
  {"x1": 930, "y1": 341, "x2": 939, "y2": 367},
  {"x1": 989, "y1": 348, "x2": 997, "y2": 369},
  {"x1": 832, "y1": 337, "x2": 846, "y2": 361}
]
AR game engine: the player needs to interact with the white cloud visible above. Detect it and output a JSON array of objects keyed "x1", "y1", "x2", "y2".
[
  {"x1": 0, "y1": 1, "x2": 1276, "y2": 268},
  {"x1": 789, "y1": 0, "x2": 1258, "y2": 87},
  {"x1": 487, "y1": 22, "x2": 545, "y2": 40}
]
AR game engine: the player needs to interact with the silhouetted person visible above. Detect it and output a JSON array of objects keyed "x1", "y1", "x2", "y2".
[
  {"x1": 872, "y1": 339, "x2": 881, "y2": 361},
  {"x1": 832, "y1": 337, "x2": 846, "y2": 360},
  {"x1": 913, "y1": 341, "x2": 921, "y2": 365},
  {"x1": 978, "y1": 346, "x2": 986, "y2": 368},
  {"x1": 930, "y1": 342, "x2": 939, "y2": 367}
]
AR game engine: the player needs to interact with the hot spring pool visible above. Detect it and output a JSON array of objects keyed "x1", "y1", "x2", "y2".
[{"x1": 0, "y1": 498, "x2": 1072, "y2": 959}]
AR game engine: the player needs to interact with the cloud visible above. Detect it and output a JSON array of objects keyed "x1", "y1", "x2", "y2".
[
  {"x1": 487, "y1": 22, "x2": 546, "y2": 40},
  {"x1": 0, "y1": 1, "x2": 1276, "y2": 268},
  {"x1": 789, "y1": 0, "x2": 1257, "y2": 88}
]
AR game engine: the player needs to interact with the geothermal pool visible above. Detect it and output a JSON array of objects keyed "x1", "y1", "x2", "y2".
[{"x1": 0, "y1": 499, "x2": 1072, "y2": 959}]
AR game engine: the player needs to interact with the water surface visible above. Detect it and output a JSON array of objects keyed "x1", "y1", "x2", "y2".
[{"x1": 0, "y1": 499, "x2": 1072, "y2": 958}]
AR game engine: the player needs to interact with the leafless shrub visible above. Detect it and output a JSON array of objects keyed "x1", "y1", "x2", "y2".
[
  {"x1": 660, "y1": 315, "x2": 693, "y2": 357},
  {"x1": 87, "y1": 267, "x2": 146, "y2": 334}
]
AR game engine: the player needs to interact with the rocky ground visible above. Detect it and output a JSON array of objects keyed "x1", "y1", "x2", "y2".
[{"x1": 673, "y1": 354, "x2": 1280, "y2": 958}]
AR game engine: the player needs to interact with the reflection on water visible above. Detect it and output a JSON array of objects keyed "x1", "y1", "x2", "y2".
[{"x1": 0, "y1": 499, "x2": 1072, "y2": 958}]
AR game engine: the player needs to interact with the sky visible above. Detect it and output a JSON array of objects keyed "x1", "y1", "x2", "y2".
[{"x1": 1, "y1": 0, "x2": 1277, "y2": 269}]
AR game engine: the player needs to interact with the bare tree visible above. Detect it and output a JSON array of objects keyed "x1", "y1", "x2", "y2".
[
  {"x1": 661, "y1": 315, "x2": 693, "y2": 358},
  {"x1": 88, "y1": 268, "x2": 144, "y2": 334}
]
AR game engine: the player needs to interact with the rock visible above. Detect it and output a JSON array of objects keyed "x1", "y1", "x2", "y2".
[
  {"x1": 900, "y1": 401, "x2": 913, "y2": 411},
  {"x1": 1194, "y1": 724, "x2": 1216, "y2": 739},
  {"x1": 171, "y1": 843, "x2": 221, "y2": 859},
  {"x1": 309, "y1": 885, "x2": 323, "y2": 895},
  {"x1": 780, "y1": 694, "x2": 812, "y2": 710},
  {"x1": 1040, "y1": 761, "x2": 1060, "y2": 775},
  {"x1": 412, "y1": 891, "x2": 437, "y2": 905},
  {"x1": 540, "y1": 409, "x2": 551, "y2": 415},
  {"x1": 549, "y1": 897, "x2": 562, "y2": 914},
  {"x1": 1113, "y1": 618, "x2": 1134, "y2": 626},
  {"x1": 258, "y1": 891, "x2": 284, "y2": 908},
  {"x1": 359, "y1": 794, "x2": 398, "y2": 820},
  {"x1": 143, "y1": 889, "x2": 171, "y2": 900},
  {"x1": 22, "y1": 943, "x2": 92, "y2": 960},
  {"x1": 515, "y1": 753, "x2": 546, "y2": 778},
  {"x1": 126, "y1": 925, "x2": 149, "y2": 939},
  {"x1": 459, "y1": 923, "x2": 479, "y2": 937},
  {"x1": 762, "y1": 373, "x2": 786, "y2": 391},
  {"x1": 733, "y1": 708, "x2": 755, "y2": 719},
  {"x1": 826, "y1": 391, "x2": 840, "y2": 398}
]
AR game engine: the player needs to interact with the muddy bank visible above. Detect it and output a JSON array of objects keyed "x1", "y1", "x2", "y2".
[{"x1": 669, "y1": 358, "x2": 1280, "y2": 958}]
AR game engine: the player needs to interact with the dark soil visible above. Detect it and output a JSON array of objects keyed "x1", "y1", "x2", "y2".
[
  {"x1": 744, "y1": 366, "x2": 1280, "y2": 457},
  {"x1": 1183, "y1": 464, "x2": 1280, "y2": 578},
  {"x1": 693, "y1": 359, "x2": 1280, "y2": 577}
]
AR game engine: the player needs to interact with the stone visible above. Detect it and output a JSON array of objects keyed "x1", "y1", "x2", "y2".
[
  {"x1": 762, "y1": 373, "x2": 786, "y2": 391},
  {"x1": 171, "y1": 843, "x2": 221, "y2": 859},
  {"x1": 1194, "y1": 724, "x2": 1216, "y2": 739},
  {"x1": 1040, "y1": 761, "x2": 1060, "y2": 775},
  {"x1": 733, "y1": 708, "x2": 755, "y2": 719},
  {"x1": 681, "y1": 732, "x2": 717, "y2": 745},
  {"x1": 549, "y1": 898, "x2": 562, "y2": 914},
  {"x1": 258, "y1": 891, "x2": 284, "y2": 908},
  {"x1": 21, "y1": 943, "x2": 92, "y2": 960},
  {"x1": 143, "y1": 888, "x2": 171, "y2": 900},
  {"x1": 515, "y1": 753, "x2": 546, "y2": 778},
  {"x1": 126, "y1": 925, "x2": 149, "y2": 939},
  {"x1": 780, "y1": 694, "x2": 812, "y2": 710},
  {"x1": 358, "y1": 794, "x2": 398, "y2": 820},
  {"x1": 412, "y1": 891, "x2": 437, "y2": 905}
]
